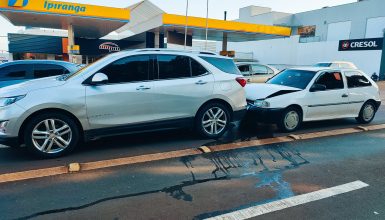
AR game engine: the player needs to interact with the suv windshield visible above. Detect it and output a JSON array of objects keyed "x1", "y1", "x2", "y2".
[
  {"x1": 267, "y1": 69, "x2": 317, "y2": 89},
  {"x1": 200, "y1": 56, "x2": 240, "y2": 75}
]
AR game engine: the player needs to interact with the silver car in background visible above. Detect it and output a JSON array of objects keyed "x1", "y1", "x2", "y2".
[
  {"x1": 0, "y1": 49, "x2": 247, "y2": 158},
  {"x1": 236, "y1": 62, "x2": 279, "y2": 83}
]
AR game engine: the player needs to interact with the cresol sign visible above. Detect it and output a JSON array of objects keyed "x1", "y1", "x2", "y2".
[{"x1": 339, "y1": 38, "x2": 383, "y2": 51}]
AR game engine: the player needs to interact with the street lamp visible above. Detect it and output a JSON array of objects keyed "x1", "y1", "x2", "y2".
[{"x1": 184, "y1": 0, "x2": 189, "y2": 50}]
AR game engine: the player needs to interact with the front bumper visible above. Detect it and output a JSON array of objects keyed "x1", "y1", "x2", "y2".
[
  {"x1": 233, "y1": 109, "x2": 247, "y2": 122},
  {"x1": 246, "y1": 105, "x2": 285, "y2": 123},
  {"x1": 0, "y1": 135, "x2": 19, "y2": 147}
]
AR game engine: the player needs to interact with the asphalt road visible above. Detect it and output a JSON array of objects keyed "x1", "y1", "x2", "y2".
[
  {"x1": 1, "y1": 129, "x2": 385, "y2": 220},
  {"x1": 0, "y1": 82, "x2": 384, "y2": 174}
]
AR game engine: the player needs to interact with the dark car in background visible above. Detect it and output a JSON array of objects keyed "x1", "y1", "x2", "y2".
[{"x1": 0, "y1": 60, "x2": 80, "y2": 88}]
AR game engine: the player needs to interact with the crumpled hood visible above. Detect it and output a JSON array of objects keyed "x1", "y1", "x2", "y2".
[
  {"x1": 245, "y1": 83, "x2": 301, "y2": 100},
  {"x1": 0, "y1": 76, "x2": 66, "y2": 97}
]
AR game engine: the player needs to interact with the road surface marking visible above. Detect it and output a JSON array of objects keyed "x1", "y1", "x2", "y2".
[
  {"x1": 205, "y1": 180, "x2": 369, "y2": 220},
  {"x1": 1, "y1": 124, "x2": 385, "y2": 183}
]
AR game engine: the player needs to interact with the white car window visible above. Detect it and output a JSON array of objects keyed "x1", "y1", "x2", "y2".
[
  {"x1": 238, "y1": 65, "x2": 251, "y2": 76},
  {"x1": 314, "y1": 72, "x2": 344, "y2": 90},
  {"x1": 251, "y1": 64, "x2": 268, "y2": 75},
  {"x1": 345, "y1": 71, "x2": 372, "y2": 88}
]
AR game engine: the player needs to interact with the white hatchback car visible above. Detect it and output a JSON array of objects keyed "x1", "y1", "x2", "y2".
[{"x1": 245, "y1": 67, "x2": 381, "y2": 132}]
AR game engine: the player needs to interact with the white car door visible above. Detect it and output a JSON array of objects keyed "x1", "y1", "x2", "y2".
[
  {"x1": 344, "y1": 70, "x2": 373, "y2": 116},
  {"x1": 85, "y1": 55, "x2": 155, "y2": 128},
  {"x1": 305, "y1": 71, "x2": 350, "y2": 120},
  {"x1": 151, "y1": 55, "x2": 215, "y2": 121}
]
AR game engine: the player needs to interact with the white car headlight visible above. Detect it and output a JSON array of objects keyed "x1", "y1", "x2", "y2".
[
  {"x1": 0, "y1": 95, "x2": 26, "y2": 107},
  {"x1": 254, "y1": 99, "x2": 270, "y2": 108}
]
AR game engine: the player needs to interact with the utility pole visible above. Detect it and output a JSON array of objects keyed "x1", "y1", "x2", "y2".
[
  {"x1": 380, "y1": 30, "x2": 385, "y2": 80},
  {"x1": 222, "y1": 11, "x2": 228, "y2": 52}
]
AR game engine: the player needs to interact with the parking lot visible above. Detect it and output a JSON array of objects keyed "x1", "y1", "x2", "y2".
[{"x1": 0, "y1": 82, "x2": 384, "y2": 219}]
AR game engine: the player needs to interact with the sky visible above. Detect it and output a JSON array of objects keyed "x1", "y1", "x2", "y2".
[{"x1": 0, "y1": 0, "x2": 357, "y2": 51}]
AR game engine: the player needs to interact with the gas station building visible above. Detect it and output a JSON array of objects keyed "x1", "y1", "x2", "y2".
[{"x1": 0, "y1": 0, "x2": 291, "y2": 64}]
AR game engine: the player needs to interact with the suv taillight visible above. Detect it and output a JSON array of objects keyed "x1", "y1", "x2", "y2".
[{"x1": 236, "y1": 77, "x2": 247, "y2": 87}]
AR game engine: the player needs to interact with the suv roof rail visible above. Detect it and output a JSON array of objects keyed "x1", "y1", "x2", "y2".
[{"x1": 134, "y1": 48, "x2": 217, "y2": 56}]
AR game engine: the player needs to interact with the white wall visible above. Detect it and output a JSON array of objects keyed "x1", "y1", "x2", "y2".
[
  {"x1": 222, "y1": 36, "x2": 382, "y2": 75},
  {"x1": 327, "y1": 21, "x2": 351, "y2": 41},
  {"x1": 366, "y1": 17, "x2": 385, "y2": 38}
]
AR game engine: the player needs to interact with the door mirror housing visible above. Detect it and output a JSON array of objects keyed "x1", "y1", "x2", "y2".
[
  {"x1": 310, "y1": 84, "x2": 327, "y2": 92},
  {"x1": 90, "y1": 73, "x2": 108, "y2": 85}
]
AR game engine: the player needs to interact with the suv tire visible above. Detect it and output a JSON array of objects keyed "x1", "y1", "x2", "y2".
[
  {"x1": 195, "y1": 102, "x2": 231, "y2": 139},
  {"x1": 24, "y1": 112, "x2": 80, "y2": 158}
]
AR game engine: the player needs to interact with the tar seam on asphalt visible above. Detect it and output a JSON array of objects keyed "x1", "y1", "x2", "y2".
[{"x1": 15, "y1": 145, "x2": 308, "y2": 220}]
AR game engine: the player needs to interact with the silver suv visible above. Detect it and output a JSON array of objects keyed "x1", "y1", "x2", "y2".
[{"x1": 0, "y1": 49, "x2": 247, "y2": 158}]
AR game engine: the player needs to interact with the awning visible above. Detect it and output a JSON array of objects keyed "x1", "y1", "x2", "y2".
[{"x1": 0, "y1": 0, "x2": 130, "y2": 38}]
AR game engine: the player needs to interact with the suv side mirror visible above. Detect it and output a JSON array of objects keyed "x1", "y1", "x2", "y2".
[
  {"x1": 310, "y1": 84, "x2": 327, "y2": 92},
  {"x1": 90, "y1": 73, "x2": 108, "y2": 85}
]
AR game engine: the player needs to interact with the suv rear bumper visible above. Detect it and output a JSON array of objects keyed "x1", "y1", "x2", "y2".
[{"x1": 233, "y1": 109, "x2": 247, "y2": 122}]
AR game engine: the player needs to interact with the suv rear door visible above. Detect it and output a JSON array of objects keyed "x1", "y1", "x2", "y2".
[{"x1": 151, "y1": 54, "x2": 215, "y2": 121}]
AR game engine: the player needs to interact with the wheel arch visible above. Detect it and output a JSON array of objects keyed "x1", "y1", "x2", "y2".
[
  {"x1": 286, "y1": 104, "x2": 304, "y2": 118},
  {"x1": 18, "y1": 108, "x2": 84, "y2": 144},
  {"x1": 195, "y1": 99, "x2": 233, "y2": 120}
]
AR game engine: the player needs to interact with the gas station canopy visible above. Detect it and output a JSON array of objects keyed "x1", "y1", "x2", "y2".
[
  {"x1": 160, "y1": 14, "x2": 291, "y2": 42},
  {"x1": 0, "y1": 0, "x2": 130, "y2": 38}
]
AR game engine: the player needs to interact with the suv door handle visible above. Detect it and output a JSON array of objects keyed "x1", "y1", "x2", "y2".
[
  {"x1": 195, "y1": 80, "x2": 208, "y2": 85},
  {"x1": 342, "y1": 93, "x2": 349, "y2": 98},
  {"x1": 136, "y1": 86, "x2": 151, "y2": 91}
]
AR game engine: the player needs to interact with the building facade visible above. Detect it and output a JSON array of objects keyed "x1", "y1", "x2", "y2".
[{"x1": 224, "y1": 0, "x2": 385, "y2": 78}]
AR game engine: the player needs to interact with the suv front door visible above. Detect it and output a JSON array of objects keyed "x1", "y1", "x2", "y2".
[
  {"x1": 151, "y1": 55, "x2": 215, "y2": 122},
  {"x1": 305, "y1": 71, "x2": 350, "y2": 120},
  {"x1": 85, "y1": 55, "x2": 156, "y2": 129}
]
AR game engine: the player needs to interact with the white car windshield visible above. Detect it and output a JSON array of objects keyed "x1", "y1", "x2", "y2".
[{"x1": 267, "y1": 69, "x2": 317, "y2": 89}]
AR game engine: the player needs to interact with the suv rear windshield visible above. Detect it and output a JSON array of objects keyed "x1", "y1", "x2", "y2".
[
  {"x1": 267, "y1": 69, "x2": 317, "y2": 89},
  {"x1": 200, "y1": 56, "x2": 240, "y2": 75}
]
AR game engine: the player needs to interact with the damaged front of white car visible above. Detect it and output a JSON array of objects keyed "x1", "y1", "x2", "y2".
[{"x1": 244, "y1": 67, "x2": 381, "y2": 132}]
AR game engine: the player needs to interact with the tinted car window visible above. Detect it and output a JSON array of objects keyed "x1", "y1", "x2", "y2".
[
  {"x1": 190, "y1": 58, "x2": 208, "y2": 77},
  {"x1": 267, "y1": 69, "x2": 317, "y2": 90},
  {"x1": 0, "y1": 64, "x2": 29, "y2": 81},
  {"x1": 34, "y1": 64, "x2": 66, "y2": 78},
  {"x1": 314, "y1": 72, "x2": 344, "y2": 90},
  {"x1": 238, "y1": 65, "x2": 250, "y2": 75},
  {"x1": 345, "y1": 71, "x2": 372, "y2": 88},
  {"x1": 200, "y1": 56, "x2": 240, "y2": 75},
  {"x1": 251, "y1": 64, "x2": 268, "y2": 75},
  {"x1": 157, "y1": 55, "x2": 190, "y2": 80},
  {"x1": 100, "y1": 55, "x2": 150, "y2": 84}
]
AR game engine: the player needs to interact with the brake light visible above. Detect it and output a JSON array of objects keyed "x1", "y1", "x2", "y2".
[{"x1": 236, "y1": 77, "x2": 247, "y2": 87}]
